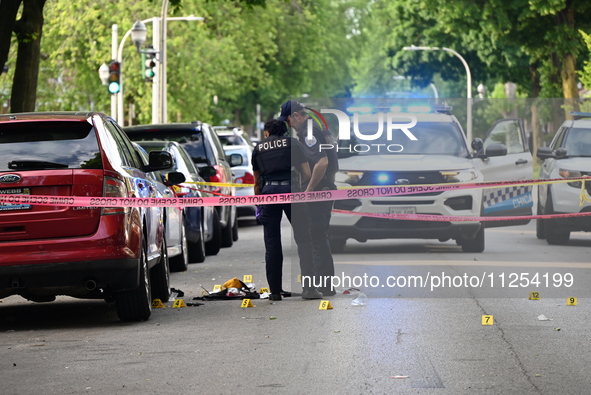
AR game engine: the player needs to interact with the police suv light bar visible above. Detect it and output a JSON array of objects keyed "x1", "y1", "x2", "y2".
[{"x1": 570, "y1": 111, "x2": 591, "y2": 120}]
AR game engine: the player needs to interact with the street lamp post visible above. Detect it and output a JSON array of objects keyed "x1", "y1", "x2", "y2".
[
  {"x1": 109, "y1": 15, "x2": 203, "y2": 125},
  {"x1": 159, "y1": 10, "x2": 204, "y2": 123},
  {"x1": 403, "y1": 45, "x2": 473, "y2": 142},
  {"x1": 114, "y1": 18, "x2": 155, "y2": 125}
]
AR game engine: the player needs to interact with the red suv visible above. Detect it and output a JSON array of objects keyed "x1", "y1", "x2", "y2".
[{"x1": 0, "y1": 112, "x2": 176, "y2": 322}]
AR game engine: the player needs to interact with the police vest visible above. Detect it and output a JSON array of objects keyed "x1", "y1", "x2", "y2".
[{"x1": 254, "y1": 135, "x2": 292, "y2": 181}]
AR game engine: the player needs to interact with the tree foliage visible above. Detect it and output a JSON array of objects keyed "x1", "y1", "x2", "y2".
[
  {"x1": 350, "y1": 0, "x2": 590, "y2": 100},
  {"x1": 2, "y1": 0, "x2": 591, "y2": 126},
  {"x1": 1, "y1": 0, "x2": 358, "y2": 129}
]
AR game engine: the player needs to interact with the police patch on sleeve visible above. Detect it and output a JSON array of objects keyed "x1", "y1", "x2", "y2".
[{"x1": 305, "y1": 135, "x2": 317, "y2": 147}]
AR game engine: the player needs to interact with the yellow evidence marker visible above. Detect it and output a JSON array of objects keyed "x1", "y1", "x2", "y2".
[
  {"x1": 243, "y1": 275, "x2": 253, "y2": 283},
  {"x1": 319, "y1": 300, "x2": 333, "y2": 310},
  {"x1": 529, "y1": 292, "x2": 540, "y2": 300},
  {"x1": 259, "y1": 287, "x2": 270, "y2": 294},
  {"x1": 482, "y1": 315, "x2": 494, "y2": 325},
  {"x1": 173, "y1": 299, "x2": 187, "y2": 308},
  {"x1": 212, "y1": 284, "x2": 223, "y2": 292},
  {"x1": 151, "y1": 299, "x2": 166, "y2": 308},
  {"x1": 567, "y1": 297, "x2": 578, "y2": 306},
  {"x1": 241, "y1": 299, "x2": 255, "y2": 308}
]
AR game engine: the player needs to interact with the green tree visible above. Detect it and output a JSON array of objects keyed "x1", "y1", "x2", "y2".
[
  {"x1": 579, "y1": 29, "x2": 591, "y2": 96},
  {"x1": 0, "y1": 0, "x2": 47, "y2": 113},
  {"x1": 0, "y1": 0, "x2": 268, "y2": 114}
]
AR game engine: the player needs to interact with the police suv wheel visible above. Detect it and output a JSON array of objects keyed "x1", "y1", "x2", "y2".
[
  {"x1": 460, "y1": 226, "x2": 485, "y2": 253},
  {"x1": 545, "y1": 192, "x2": 570, "y2": 245},
  {"x1": 536, "y1": 199, "x2": 546, "y2": 240}
]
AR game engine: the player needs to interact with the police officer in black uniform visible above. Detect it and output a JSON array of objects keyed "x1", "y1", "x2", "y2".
[
  {"x1": 252, "y1": 119, "x2": 323, "y2": 301},
  {"x1": 278, "y1": 100, "x2": 338, "y2": 296}
]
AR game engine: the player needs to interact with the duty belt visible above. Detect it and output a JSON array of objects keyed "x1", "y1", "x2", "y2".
[{"x1": 265, "y1": 180, "x2": 290, "y2": 186}]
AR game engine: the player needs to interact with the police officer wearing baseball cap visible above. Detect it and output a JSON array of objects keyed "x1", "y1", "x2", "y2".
[
  {"x1": 278, "y1": 100, "x2": 338, "y2": 296},
  {"x1": 252, "y1": 119, "x2": 323, "y2": 301}
]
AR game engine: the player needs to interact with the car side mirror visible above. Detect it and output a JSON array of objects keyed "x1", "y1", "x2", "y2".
[
  {"x1": 471, "y1": 138, "x2": 484, "y2": 153},
  {"x1": 198, "y1": 165, "x2": 217, "y2": 179},
  {"x1": 165, "y1": 171, "x2": 186, "y2": 186},
  {"x1": 555, "y1": 148, "x2": 568, "y2": 159},
  {"x1": 536, "y1": 146, "x2": 555, "y2": 160},
  {"x1": 147, "y1": 151, "x2": 173, "y2": 171},
  {"x1": 484, "y1": 143, "x2": 508, "y2": 157},
  {"x1": 229, "y1": 153, "x2": 243, "y2": 167}
]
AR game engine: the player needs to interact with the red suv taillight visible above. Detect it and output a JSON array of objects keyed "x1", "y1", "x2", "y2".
[
  {"x1": 102, "y1": 176, "x2": 129, "y2": 215},
  {"x1": 235, "y1": 172, "x2": 254, "y2": 185}
]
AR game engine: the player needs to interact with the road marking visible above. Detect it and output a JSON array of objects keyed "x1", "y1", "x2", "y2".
[
  {"x1": 488, "y1": 229, "x2": 591, "y2": 237},
  {"x1": 334, "y1": 260, "x2": 591, "y2": 268}
]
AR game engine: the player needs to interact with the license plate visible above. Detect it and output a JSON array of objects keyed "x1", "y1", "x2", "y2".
[
  {"x1": 389, "y1": 206, "x2": 416, "y2": 218},
  {"x1": 0, "y1": 188, "x2": 31, "y2": 211}
]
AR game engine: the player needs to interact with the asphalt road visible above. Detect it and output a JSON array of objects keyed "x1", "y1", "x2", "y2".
[{"x1": 1, "y1": 216, "x2": 590, "y2": 394}]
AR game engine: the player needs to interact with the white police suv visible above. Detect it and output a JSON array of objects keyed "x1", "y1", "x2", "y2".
[
  {"x1": 536, "y1": 111, "x2": 591, "y2": 245},
  {"x1": 329, "y1": 106, "x2": 533, "y2": 253}
]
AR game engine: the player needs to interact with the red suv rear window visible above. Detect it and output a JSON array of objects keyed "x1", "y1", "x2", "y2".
[{"x1": 0, "y1": 121, "x2": 102, "y2": 171}]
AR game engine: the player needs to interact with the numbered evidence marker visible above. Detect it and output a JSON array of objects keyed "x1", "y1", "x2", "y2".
[
  {"x1": 173, "y1": 299, "x2": 187, "y2": 308},
  {"x1": 482, "y1": 315, "x2": 494, "y2": 325},
  {"x1": 319, "y1": 300, "x2": 333, "y2": 310},
  {"x1": 259, "y1": 287, "x2": 270, "y2": 294},
  {"x1": 241, "y1": 299, "x2": 255, "y2": 308},
  {"x1": 243, "y1": 275, "x2": 253, "y2": 283},
  {"x1": 529, "y1": 291, "x2": 541, "y2": 300},
  {"x1": 151, "y1": 299, "x2": 166, "y2": 308},
  {"x1": 212, "y1": 284, "x2": 223, "y2": 292},
  {"x1": 567, "y1": 297, "x2": 578, "y2": 306}
]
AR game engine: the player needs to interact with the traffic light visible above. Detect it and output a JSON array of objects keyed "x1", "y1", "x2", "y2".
[
  {"x1": 145, "y1": 58, "x2": 156, "y2": 81},
  {"x1": 142, "y1": 49, "x2": 156, "y2": 82},
  {"x1": 107, "y1": 60, "x2": 121, "y2": 94}
]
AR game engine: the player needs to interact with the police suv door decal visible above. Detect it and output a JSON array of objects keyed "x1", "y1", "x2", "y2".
[{"x1": 474, "y1": 119, "x2": 534, "y2": 217}]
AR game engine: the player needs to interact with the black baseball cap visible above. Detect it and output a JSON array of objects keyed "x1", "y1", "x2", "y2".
[{"x1": 277, "y1": 100, "x2": 305, "y2": 122}]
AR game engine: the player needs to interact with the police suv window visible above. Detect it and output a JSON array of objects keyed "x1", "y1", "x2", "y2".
[
  {"x1": 551, "y1": 127, "x2": 567, "y2": 150},
  {"x1": 484, "y1": 120, "x2": 525, "y2": 154}
]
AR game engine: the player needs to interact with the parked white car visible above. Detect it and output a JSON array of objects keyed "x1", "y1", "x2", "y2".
[{"x1": 536, "y1": 111, "x2": 591, "y2": 244}]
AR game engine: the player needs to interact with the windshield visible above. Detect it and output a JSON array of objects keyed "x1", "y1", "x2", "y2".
[
  {"x1": 564, "y1": 128, "x2": 591, "y2": 156},
  {"x1": 337, "y1": 121, "x2": 469, "y2": 157}
]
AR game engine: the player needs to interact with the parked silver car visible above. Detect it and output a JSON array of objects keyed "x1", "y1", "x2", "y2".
[
  {"x1": 133, "y1": 143, "x2": 190, "y2": 272},
  {"x1": 137, "y1": 141, "x2": 220, "y2": 266}
]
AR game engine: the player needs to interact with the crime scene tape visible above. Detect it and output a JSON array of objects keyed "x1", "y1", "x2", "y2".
[
  {"x1": 1, "y1": 176, "x2": 590, "y2": 214},
  {"x1": 188, "y1": 176, "x2": 588, "y2": 192},
  {"x1": 332, "y1": 209, "x2": 591, "y2": 222}
]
